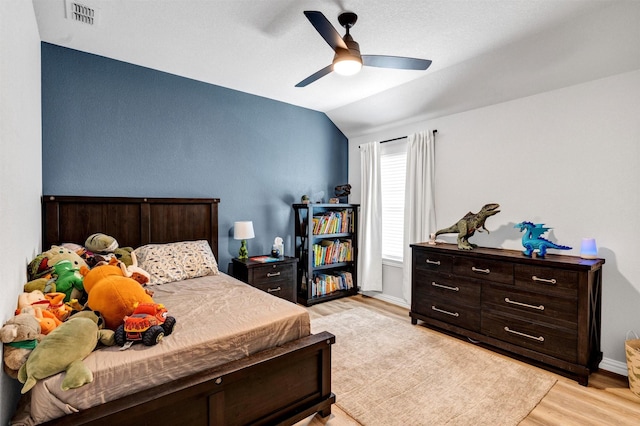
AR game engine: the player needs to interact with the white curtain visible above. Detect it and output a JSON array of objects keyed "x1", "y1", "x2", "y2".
[
  {"x1": 402, "y1": 131, "x2": 436, "y2": 303},
  {"x1": 358, "y1": 141, "x2": 383, "y2": 292}
]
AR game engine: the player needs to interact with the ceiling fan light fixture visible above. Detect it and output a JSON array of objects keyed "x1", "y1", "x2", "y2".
[
  {"x1": 296, "y1": 10, "x2": 431, "y2": 87},
  {"x1": 333, "y1": 53, "x2": 363, "y2": 76}
]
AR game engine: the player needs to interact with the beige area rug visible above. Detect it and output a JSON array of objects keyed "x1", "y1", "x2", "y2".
[{"x1": 311, "y1": 307, "x2": 557, "y2": 426}]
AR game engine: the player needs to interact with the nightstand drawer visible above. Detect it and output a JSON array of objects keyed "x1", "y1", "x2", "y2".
[
  {"x1": 251, "y1": 263, "x2": 294, "y2": 286},
  {"x1": 231, "y1": 257, "x2": 298, "y2": 303},
  {"x1": 251, "y1": 279, "x2": 295, "y2": 299}
]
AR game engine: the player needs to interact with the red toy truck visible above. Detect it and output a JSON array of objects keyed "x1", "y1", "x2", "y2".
[{"x1": 115, "y1": 302, "x2": 176, "y2": 346}]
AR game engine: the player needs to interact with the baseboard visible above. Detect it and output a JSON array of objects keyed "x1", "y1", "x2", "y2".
[
  {"x1": 599, "y1": 357, "x2": 628, "y2": 376},
  {"x1": 362, "y1": 292, "x2": 410, "y2": 309},
  {"x1": 363, "y1": 292, "x2": 628, "y2": 377}
]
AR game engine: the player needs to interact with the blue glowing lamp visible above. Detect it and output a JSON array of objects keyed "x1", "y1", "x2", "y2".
[{"x1": 580, "y1": 238, "x2": 597, "y2": 259}]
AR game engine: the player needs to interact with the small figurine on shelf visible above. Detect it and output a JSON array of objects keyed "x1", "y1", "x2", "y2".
[
  {"x1": 334, "y1": 184, "x2": 351, "y2": 203},
  {"x1": 301, "y1": 195, "x2": 310, "y2": 204},
  {"x1": 514, "y1": 221, "x2": 572, "y2": 258}
]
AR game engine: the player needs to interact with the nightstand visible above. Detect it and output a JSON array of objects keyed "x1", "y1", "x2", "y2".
[{"x1": 232, "y1": 256, "x2": 298, "y2": 303}]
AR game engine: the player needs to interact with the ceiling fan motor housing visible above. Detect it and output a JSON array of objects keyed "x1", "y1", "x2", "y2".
[{"x1": 334, "y1": 34, "x2": 362, "y2": 62}]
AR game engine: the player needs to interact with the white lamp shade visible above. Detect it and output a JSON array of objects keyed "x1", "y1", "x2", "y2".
[
  {"x1": 580, "y1": 238, "x2": 597, "y2": 259},
  {"x1": 234, "y1": 221, "x2": 255, "y2": 240}
]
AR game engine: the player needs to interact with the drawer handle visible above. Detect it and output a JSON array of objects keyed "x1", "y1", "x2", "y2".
[
  {"x1": 504, "y1": 297, "x2": 545, "y2": 311},
  {"x1": 471, "y1": 266, "x2": 490, "y2": 274},
  {"x1": 532, "y1": 275, "x2": 556, "y2": 284},
  {"x1": 431, "y1": 282, "x2": 459, "y2": 292},
  {"x1": 267, "y1": 272, "x2": 281, "y2": 277},
  {"x1": 267, "y1": 286, "x2": 281, "y2": 293},
  {"x1": 426, "y1": 259, "x2": 441, "y2": 265},
  {"x1": 431, "y1": 305, "x2": 459, "y2": 317},
  {"x1": 504, "y1": 326, "x2": 545, "y2": 342}
]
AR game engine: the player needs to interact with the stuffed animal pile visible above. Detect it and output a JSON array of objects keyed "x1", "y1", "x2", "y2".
[{"x1": 2, "y1": 232, "x2": 167, "y2": 393}]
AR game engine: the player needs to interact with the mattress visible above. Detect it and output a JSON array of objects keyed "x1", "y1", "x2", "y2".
[{"x1": 12, "y1": 273, "x2": 310, "y2": 425}]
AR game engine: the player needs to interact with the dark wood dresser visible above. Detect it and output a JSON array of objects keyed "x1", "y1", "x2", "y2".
[
  {"x1": 410, "y1": 242, "x2": 604, "y2": 385},
  {"x1": 232, "y1": 256, "x2": 298, "y2": 303}
]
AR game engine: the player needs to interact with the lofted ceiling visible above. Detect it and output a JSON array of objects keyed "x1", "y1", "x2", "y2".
[{"x1": 32, "y1": 0, "x2": 640, "y2": 138}]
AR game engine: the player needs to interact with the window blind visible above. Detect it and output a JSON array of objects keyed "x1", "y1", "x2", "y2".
[{"x1": 380, "y1": 142, "x2": 407, "y2": 261}]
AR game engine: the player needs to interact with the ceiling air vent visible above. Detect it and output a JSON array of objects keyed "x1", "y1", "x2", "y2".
[{"x1": 66, "y1": 0, "x2": 99, "y2": 26}]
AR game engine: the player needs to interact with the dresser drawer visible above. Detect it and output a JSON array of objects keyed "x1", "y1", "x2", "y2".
[
  {"x1": 414, "y1": 249, "x2": 453, "y2": 273},
  {"x1": 514, "y1": 265, "x2": 578, "y2": 297},
  {"x1": 250, "y1": 263, "x2": 294, "y2": 286},
  {"x1": 453, "y1": 257, "x2": 513, "y2": 284},
  {"x1": 482, "y1": 311, "x2": 577, "y2": 362},
  {"x1": 423, "y1": 300, "x2": 481, "y2": 332},
  {"x1": 483, "y1": 283, "x2": 577, "y2": 328},
  {"x1": 413, "y1": 281, "x2": 479, "y2": 331},
  {"x1": 415, "y1": 270, "x2": 481, "y2": 307}
]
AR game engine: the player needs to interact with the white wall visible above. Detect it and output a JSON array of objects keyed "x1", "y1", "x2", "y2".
[
  {"x1": 349, "y1": 70, "x2": 640, "y2": 373},
  {"x1": 0, "y1": 1, "x2": 42, "y2": 423}
]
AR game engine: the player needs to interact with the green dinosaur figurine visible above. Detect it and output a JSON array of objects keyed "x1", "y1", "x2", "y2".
[{"x1": 435, "y1": 203, "x2": 500, "y2": 250}]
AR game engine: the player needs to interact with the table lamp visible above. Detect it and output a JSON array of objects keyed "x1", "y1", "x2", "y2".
[{"x1": 234, "y1": 221, "x2": 255, "y2": 259}]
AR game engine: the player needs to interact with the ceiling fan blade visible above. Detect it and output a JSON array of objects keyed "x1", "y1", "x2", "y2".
[
  {"x1": 295, "y1": 64, "x2": 334, "y2": 87},
  {"x1": 304, "y1": 11, "x2": 348, "y2": 52},
  {"x1": 362, "y1": 55, "x2": 432, "y2": 70}
]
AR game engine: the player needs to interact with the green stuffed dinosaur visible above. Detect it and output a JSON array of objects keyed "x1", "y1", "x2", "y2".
[
  {"x1": 52, "y1": 260, "x2": 84, "y2": 302},
  {"x1": 18, "y1": 312, "x2": 114, "y2": 393}
]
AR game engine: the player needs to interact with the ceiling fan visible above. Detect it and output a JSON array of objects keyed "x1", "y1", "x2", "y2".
[{"x1": 296, "y1": 10, "x2": 432, "y2": 87}]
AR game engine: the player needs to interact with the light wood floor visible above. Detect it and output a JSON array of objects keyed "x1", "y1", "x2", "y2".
[{"x1": 297, "y1": 295, "x2": 640, "y2": 426}]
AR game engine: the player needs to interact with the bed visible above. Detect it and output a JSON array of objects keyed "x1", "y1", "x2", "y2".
[{"x1": 12, "y1": 195, "x2": 335, "y2": 425}]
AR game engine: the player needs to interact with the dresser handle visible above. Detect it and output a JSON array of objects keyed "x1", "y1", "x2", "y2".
[
  {"x1": 431, "y1": 305, "x2": 459, "y2": 317},
  {"x1": 504, "y1": 326, "x2": 545, "y2": 342},
  {"x1": 531, "y1": 275, "x2": 557, "y2": 284},
  {"x1": 471, "y1": 266, "x2": 490, "y2": 274},
  {"x1": 432, "y1": 282, "x2": 459, "y2": 292},
  {"x1": 426, "y1": 259, "x2": 441, "y2": 265},
  {"x1": 267, "y1": 272, "x2": 281, "y2": 277},
  {"x1": 267, "y1": 286, "x2": 281, "y2": 293},
  {"x1": 504, "y1": 297, "x2": 545, "y2": 311}
]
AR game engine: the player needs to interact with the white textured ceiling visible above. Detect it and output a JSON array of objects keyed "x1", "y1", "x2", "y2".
[{"x1": 32, "y1": 0, "x2": 640, "y2": 138}]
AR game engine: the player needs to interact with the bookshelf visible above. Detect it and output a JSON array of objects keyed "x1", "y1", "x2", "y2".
[{"x1": 293, "y1": 203, "x2": 359, "y2": 306}]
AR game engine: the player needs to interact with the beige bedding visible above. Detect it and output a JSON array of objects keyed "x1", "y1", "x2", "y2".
[{"x1": 12, "y1": 273, "x2": 310, "y2": 425}]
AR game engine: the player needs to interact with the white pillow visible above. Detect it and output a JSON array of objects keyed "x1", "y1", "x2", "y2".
[{"x1": 134, "y1": 240, "x2": 218, "y2": 285}]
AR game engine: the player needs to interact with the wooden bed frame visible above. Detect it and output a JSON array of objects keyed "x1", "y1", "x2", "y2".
[{"x1": 39, "y1": 195, "x2": 335, "y2": 426}]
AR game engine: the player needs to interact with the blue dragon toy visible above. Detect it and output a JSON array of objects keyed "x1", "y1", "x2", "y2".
[{"x1": 514, "y1": 221, "x2": 572, "y2": 258}]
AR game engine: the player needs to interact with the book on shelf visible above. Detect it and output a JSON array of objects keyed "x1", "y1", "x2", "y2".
[
  {"x1": 311, "y1": 209, "x2": 354, "y2": 235},
  {"x1": 249, "y1": 255, "x2": 280, "y2": 263},
  {"x1": 311, "y1": 271, "x2": 354, "y2": 297},
  {"x1": 312, "y1": 239, "x2": 352, "y2": 267}
]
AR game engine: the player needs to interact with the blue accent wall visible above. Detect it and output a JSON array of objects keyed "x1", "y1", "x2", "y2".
[{"x1": 41, "y1": 43, "x2": 348, "y2": 271}]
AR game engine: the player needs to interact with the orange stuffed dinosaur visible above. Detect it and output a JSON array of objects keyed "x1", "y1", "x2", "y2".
[{"x1": 80, "y1": 260, "x2": 154, "y2": 331}]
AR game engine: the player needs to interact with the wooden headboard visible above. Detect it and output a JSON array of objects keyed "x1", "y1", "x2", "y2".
[{"x1": 42, "y1": 196, "x2": 220, "y2": 260}]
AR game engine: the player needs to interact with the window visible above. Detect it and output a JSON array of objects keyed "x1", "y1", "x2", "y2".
[{"x1": 380, "y1": 140, "x2": 407, "y2": 262}]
